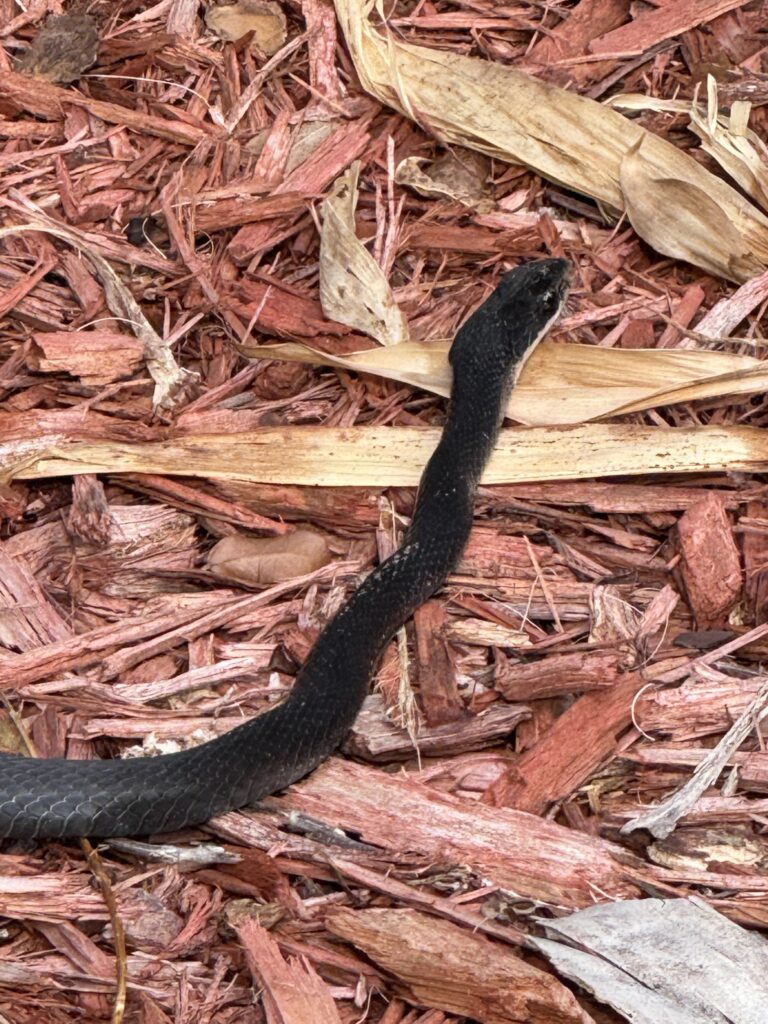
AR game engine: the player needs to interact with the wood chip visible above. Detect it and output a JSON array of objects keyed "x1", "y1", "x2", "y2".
[{"x1": 328, "y1": 907, "x2": 594, "y2": 1024}]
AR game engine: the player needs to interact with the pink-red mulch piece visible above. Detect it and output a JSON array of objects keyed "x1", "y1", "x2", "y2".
[
  {"x1": 742, "y1": 499, "x2": 768, "y2": 624},
  {"x1": 274, "y1": 758, "x2": 645, "y2": 907},
  {"x1": 413, "y1": 600, "x2": 465, "y2": 725},
  {"x1": 677, "y1": 492, "x2": 743, "y2": 628},
  {"x1": 1, "y1": 1, "x2": 768, "y2": 1022},
  {"x1": 327, "y1": 907, "x2": 594, "y2": 1024},
  {"x1": 589, "y1": 0, "x2": 753, "y2": 58},
  {"x1": 235, "y1": 917, "x2": 344, "y2": 1024},
  {"x1": 482, "y1": 673, "x2": 644, "y2": 815}
]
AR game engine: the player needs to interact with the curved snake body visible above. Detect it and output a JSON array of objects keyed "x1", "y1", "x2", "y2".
[{"x1": 0, "y1": 258, "x2": 570, "y2": 838}]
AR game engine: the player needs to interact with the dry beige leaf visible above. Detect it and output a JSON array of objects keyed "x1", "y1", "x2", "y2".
[
  {"x1": 242, "y1": 120, "x2": 338, "y2": 172},
  {"x1": 332, "y1": 0, "x2": 768, "y2": 281},
  {"x1": 240, "y1": 337, "x2": 766, "y2": 425},
  {"x1": 609, "y1": 78, "x2": 768, "y2": 215},
  {"x1": 205, "y1": 0, "x2": 287, "y2": 55},
  {"x1": 319, "y1": 163, "x2": 409, "y2": 345},
  {"x1": 286, "y1": 120, "x2": 337, "y2": 173},
  {"x1": 5, "y1": 424, "x2": 768, "y2": 488},
  {"x1": 240, "y1": 338, "x2": 450, "y2": 394},
  {"x1": 689, "y1": 77, "x2": 768, "y2": 213},
  {"x1": 619, "y1": 135, "x2": 762, "y2": 281},
  {"x1": 208, "y1": 530, "x2": 331, "y2": 585}
]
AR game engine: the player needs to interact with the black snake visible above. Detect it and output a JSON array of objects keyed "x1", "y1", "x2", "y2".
[{"x1": 0, "y1": 258, "x2": 570, "y2": 839}]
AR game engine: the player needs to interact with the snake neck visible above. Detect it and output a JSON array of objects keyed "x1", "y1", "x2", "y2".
[
  {"x1": 413, "y1": 356, "x2": 513, "y2": 520},
  {"x1": 288, "y1": 370, "x2": 514, "y2": 713}
]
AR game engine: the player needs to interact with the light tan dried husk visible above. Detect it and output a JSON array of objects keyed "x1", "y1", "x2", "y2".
[
  {"x1": 609, "y1": 76, "x2": 768, "y2": 214},
  {"x1": 239, "y1": 337, "x2": 768, "y2": 425},
  {"x1": 5, "y1": 423, "x2": 768, "y2": 487},
  {"x1": 332, "y1": 0, "x2": 768, "y2": 282},
  {"x1": 319, "y1": 162, "x2": 409, "y2": 345}
]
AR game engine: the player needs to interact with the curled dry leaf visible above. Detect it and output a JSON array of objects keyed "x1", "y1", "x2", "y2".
[
  {"x1": 320, "y1": 163, "x2": 409, "y2": 346},
  {"x1": 205, "y1": 0, "x2": 287, "y2": 56},
  {"x1": 208, "y1": 529, "x2": 332, "y2": 586},
  {"x1": 620, "y1": 135, "x2": 764, "y2": 282},
  {"x1": 610, "y1": 77, "x2": 768, "y2": 214},
  {"x1": 395, "y1": 149, "x2": 494, "y2": 211},
  {"x1": 332, "y1": 0, "x2": 768, "y2": 281},
  {"x1": 691, "y1": 77, "x2": 768, "y2": 215}
]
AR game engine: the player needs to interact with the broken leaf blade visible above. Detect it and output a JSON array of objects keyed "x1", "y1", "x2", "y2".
[{"x1": 319, "y1": 162, "x2": 409, "y2": 346}]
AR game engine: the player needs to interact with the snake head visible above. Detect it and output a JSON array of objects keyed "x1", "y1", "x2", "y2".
[{"x1": 449, "y1": 258, "x2": 571, "y2": 374}]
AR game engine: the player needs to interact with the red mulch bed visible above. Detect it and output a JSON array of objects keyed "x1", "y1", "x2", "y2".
[{"x1": 1, "y1": 2, "x2": 768, "y2": 1022}]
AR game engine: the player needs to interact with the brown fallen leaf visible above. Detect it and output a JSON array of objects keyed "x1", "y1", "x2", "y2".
[
  {"x1": 17, "y1": 13, "x2": 99, "y2": 84},
  {"x1": 208, "y1": 529, "x2": 332, "y2": 585},
  {"x1": 396, "y1": 149, "x2": 494, "y2": 211}
]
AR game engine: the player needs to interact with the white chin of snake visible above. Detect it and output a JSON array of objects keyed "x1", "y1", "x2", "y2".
[{"x1": 511, "y1": 296, "x2": 568, "y2": 388}]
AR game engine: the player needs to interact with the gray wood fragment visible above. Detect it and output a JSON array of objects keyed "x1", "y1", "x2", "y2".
[{"x1": 529, "y1": 897, "x2": 768, "y2": 1024}]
